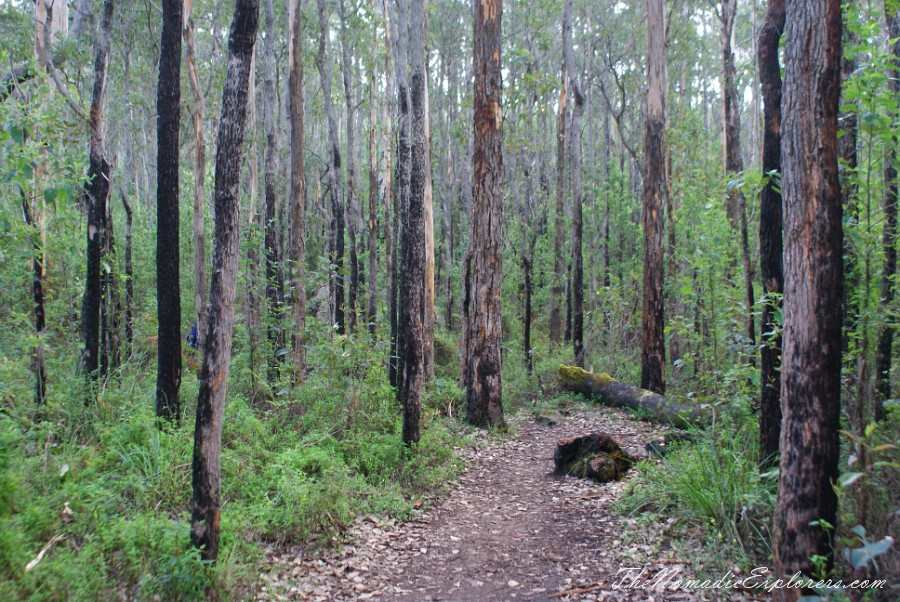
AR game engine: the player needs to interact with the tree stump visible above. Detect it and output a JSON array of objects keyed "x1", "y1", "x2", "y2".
[{"x1": 553, "y1": 433, "x2": 634, "y2": 483}]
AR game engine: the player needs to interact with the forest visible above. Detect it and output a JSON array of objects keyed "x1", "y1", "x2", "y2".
[{"x1": 0, "y1": 0, "x2": 898, "y2": 599}]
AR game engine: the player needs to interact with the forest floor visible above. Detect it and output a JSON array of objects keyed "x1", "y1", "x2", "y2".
[{"x1": 252, "y1": 407, "x2": 747, "y2": 602}]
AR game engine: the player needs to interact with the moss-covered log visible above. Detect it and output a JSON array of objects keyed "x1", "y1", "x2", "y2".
[{"x1": 559, "y1": 365, "x2": 707, "y2": 428}]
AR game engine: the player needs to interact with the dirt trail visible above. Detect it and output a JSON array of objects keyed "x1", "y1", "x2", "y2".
[{"x1": 255, "y1": 408, "x2": 709, "y2": 601}]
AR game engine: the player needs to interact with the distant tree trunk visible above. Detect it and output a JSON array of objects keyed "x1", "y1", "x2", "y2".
[
  {"x1": 339, "y1": 0, "x2": 359, "y2": 334},
  {"x1": 399, "y1": 0, "x2": 427, "y2": 445},
  {"x1": 423, "y1": 72, "x2": 436, "y2": 382},
  {"x1": 601, "y1": 104, "x2": 611, "y2": 288},
  {"x1": 316, "y1": 0, "x2": 346, "y2": 335},
  {"x1": 185, "y1": 0, "x2": 208, "y2": 354},
  {"x1": 81, "y1": 0, "x2": 114, "y2": 381},
  {"x1": 564, "y1": 0, "x2": 584, "y2": 365},
  {"x1": 875, "y1": 8, "x2": 899, "y2": 420},
  {"x1": 21, "y1": 192, "x2": 46, "y2": 404},
  {"x1": 550, "y1": 58, "x2": 568, "y2": 344},
  {"x1": 773, "y1": 0, "x2": 842, "y2": 594},
  {"x1": 263, "y1": 0, "x2": 283, "y2": 380},
  {"x1": 840, "y1": 4, "x2": 860, "y2": 360},
  {"x1": 288, "y1": 0, "x2": 307, "y2": 378},
  {"x1": 121, "y1": 187, "x2": 134, "y2": 356},
  {"x1": 641, "y1": 0, "x2": 667, "y2": 395},
  {"x1": 392, "y1": 0, "x2": 411, "y2": 386},
  {"x1": 382, "y1": 23, "x2": 395, "y2": 345},
  {"x1": 757, "y1": 0, "x2": 784, "y2": 469},
  {"x1": 720, "y1": 0, "x2": 756, "y2": 357},
  {"x1": 191, "y1": 0, "x2": 259, "y2": 563},
  {"x1": 156, "y1": 0, "x2": 182, "y2": 422},
  {"x1": 245, "y1": 54, "x2": 263, "y2": 393},
  {"x1": 367, "y1": 82, "x2": 379, "y2": 337},
  {"x1": 463, "y1": 0, "x2": 504, "y2": 429}
]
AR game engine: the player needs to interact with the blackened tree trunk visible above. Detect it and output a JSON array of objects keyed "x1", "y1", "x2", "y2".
[
  {"x1": 773, "y1": 0, "x2": 843, "y2": 593},
  {"x1": 263, "y1": 0, "x2": 283, "y2": 380},
  {"x1": 720, "y1": 0, "x2": 756, "y2": 356},
  {"x1": 423, "y1": 77, "x2": 436, "y2": 382},
  {"x1": 316, "y1": 0, "x2": 346, "y2": 335},
  {"x1": 339, "y1": 0, "x2": 359, "y2": 334},
  {"x1": 462, "y1": 0, "x2": 504, "y2": 429},
  {"x1": 875, "y1": 8, "x2": 899, "y2": 420},
  {"x1": 121, "y1": 187, "x2": 134, "y2": 356},
  {"x1": 641, "y1": 0, "x2": 667, "y2": 395},
  {"x1": 564, "y1": 0, "x2": 584, "y2": 365},
  {"x1": 757, "y1": 0, "x2": 784, "y2": 468},
  {"x1": 185, "y1": 0, "x2": 208, "y2": 354},
  {"x1": 21, "y1": 193, "x2": 46, "y2": 403},
  {"x1": 81, "y1": 0, "x2": 114, "y2": 380},
  {"x1": 156, "y1": 0, "x2": 182, "y2": 422},
  {"x1": 399, "y1": 0, "x2": 427, "y2": 445},
  {"x1": 289, "y1": 0, "x2": 307, "y2": 378},
  {"x1": 391, "y1": 0, "x2": 411, "y2": 386},
  {"x1": 191, "y1": 0, "x2": 259, "y2": 562}
]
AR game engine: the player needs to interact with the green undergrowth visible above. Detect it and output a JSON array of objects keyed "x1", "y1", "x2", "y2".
[
  {"x1": 618, "y1": 399, "x2": 777, "y2": 570},
  {"x1": 0, "y1": 335, "x2": 467, "y2": 601}
]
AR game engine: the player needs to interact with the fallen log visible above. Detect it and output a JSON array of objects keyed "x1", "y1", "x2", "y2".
[{"x1": 558, "y1": 365, "x2": 708, "y2": 428}]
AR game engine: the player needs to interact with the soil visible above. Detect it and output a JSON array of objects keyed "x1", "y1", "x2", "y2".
[{"x1": 253, "y1": 407, "x2": 734, "y2": 601}]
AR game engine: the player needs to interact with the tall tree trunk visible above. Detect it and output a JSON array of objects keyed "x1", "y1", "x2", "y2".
[
  {"x1": 316, "y1": 0, "x2": 346, "y2": 335},
  {"x1": 245, "y1": 53, "x2": 263, "y2": 394},
  {"x1": 601, "y1": 101, "x2": 611, "y2": 288},
  {"x1": 721, "y1": 0, "x2": 756, "y2": 358},
  {"x1": 875, "y1": 8, "x2": 899, "y2": 420},
  {"x1": 423, "y1": 69, "x2": 436, "y2": 382},
  {"x1": 263, "y1": 0, "x2": 283, "y2": 380},
  {"x1": 21, "y1": 192, "x2": 46, "y2": 404},
  {"x1": 463, "y1": 0, "x2": 504, "y2": 429},
  {"x1": 367, "y1": 82, "x2": 379, "y2": 338},
  {"x1": 191, "y1": 0, "x2": 259, "y2": 562},
  {"x1": 289, "y1": 0, "x2": 307, "y2": 378},
  {"x1": 773, "y1": 0, "x2": 843, "y2": 594},
  {"x1": 757, "y1": 0, "x2": 784, "y2": 468},
  {"x1": 381, "y1": 10, "x2": 395, "y2": 350},
  {"x1": 121, "y1": 187, "x2": 134, "y2": 357},
  {"x1": 840, "y1": 3, "x2": 860, "y2": 360},
  {"x1": 156, "y1": 0, "x2": 182, "y2": 422},
  {"x1": 641, "y1": 0, "x2": 667, "y2": 395},
  {"x1": 392, "y1": 0, "x2": 411, "y2": 386},
  {"x1": 399, "y1": 0, "x2": 427, "y2": 444},
  {"x1": 339, "y1": 0, "x2": 359, "y2": 334},
  {"x1": 550, "y1": 58, "x2": 568, "y2": 344},
  {"x1": 185, "y1": 0, "x2": 208, "y2": 354},
  {"x1": 81, "y1": 0, "x2": 114, "y2": 381},
  {"x1": 564, "y1": 0, "x2": 584, "y2": 365}
]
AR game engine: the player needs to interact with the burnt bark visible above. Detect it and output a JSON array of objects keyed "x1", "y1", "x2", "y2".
[
  {"x1": 191, "y1": 0, "x2": 259, "y2": 563},
  {"x1": 773, "y1": 0, "x2": 843, "y2": 594},
  {"x1": 289, "y1": 0, "x2": 307, "y2": 378},
  {"x1": 399, "y1": 0, "x2": 428, "y2": 444},
  {"x1": 462, "y1": 0, "x2": 504, "y2": 429},
  {"x1": 80, "y1": 0, "x2": 114, "y2": 381},
  {"x1": 21, "y1": 191, "x2": 46, "y2": 404},
  {"x1": 565, "y1": 0, "x2": 584, "y2": 365},
  {"x1": 121, "y1": 187, "x2": 134, "y2": 356},
  {"x1": 367, "y1": 83, "x2": 379, "y2": 337},
  {"x1": 156, "y1": 0, "x2": 182, "y2": 422},
  {"x1": 757, "y1": 0, "x2": 784, "y2": 468},
  {"x1": 641, "y1": 0, "x2": 667, "y2": 395},
  {"x1": 875, "y1": 8, "x2": 899, "y2": 420},
  {"x1": 316, "y1": 0, "x2": 346, "y2": 335},
  {"x1": 263, "y1": 0, "x2": 284, "y2": 380}
]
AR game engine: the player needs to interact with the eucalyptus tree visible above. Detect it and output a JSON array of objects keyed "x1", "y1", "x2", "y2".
[
  {"x1": 772, "y1": 0, "x2": 843, "y2": 591},
  {"x1": 289, "y1": 0, "x2": 307, "y2": 377},
  {"x1": 757, "y1": 0, "x2": 784, "y2": 467},
  {"x1": 462, "y1": 0, "x2": 504, "y2": 429},
  {"x1": 156, "y1": 0, "x2": 182, "y2": 422},
  {"x1": 641, "y1": 0, "x2": 667, "y2": 394},
  {"x1": 875, "y1": 4, "x2": 899, "y2": 419},
  {"x1": 564, "y1": 0, "x2": 584, "y2": 365},
  {"x1": 191, "y1": 0, "x2": 260, "y2": 563},
  {"x1": 316, "y1": 0, "x2": 347, "y2": 335}
]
